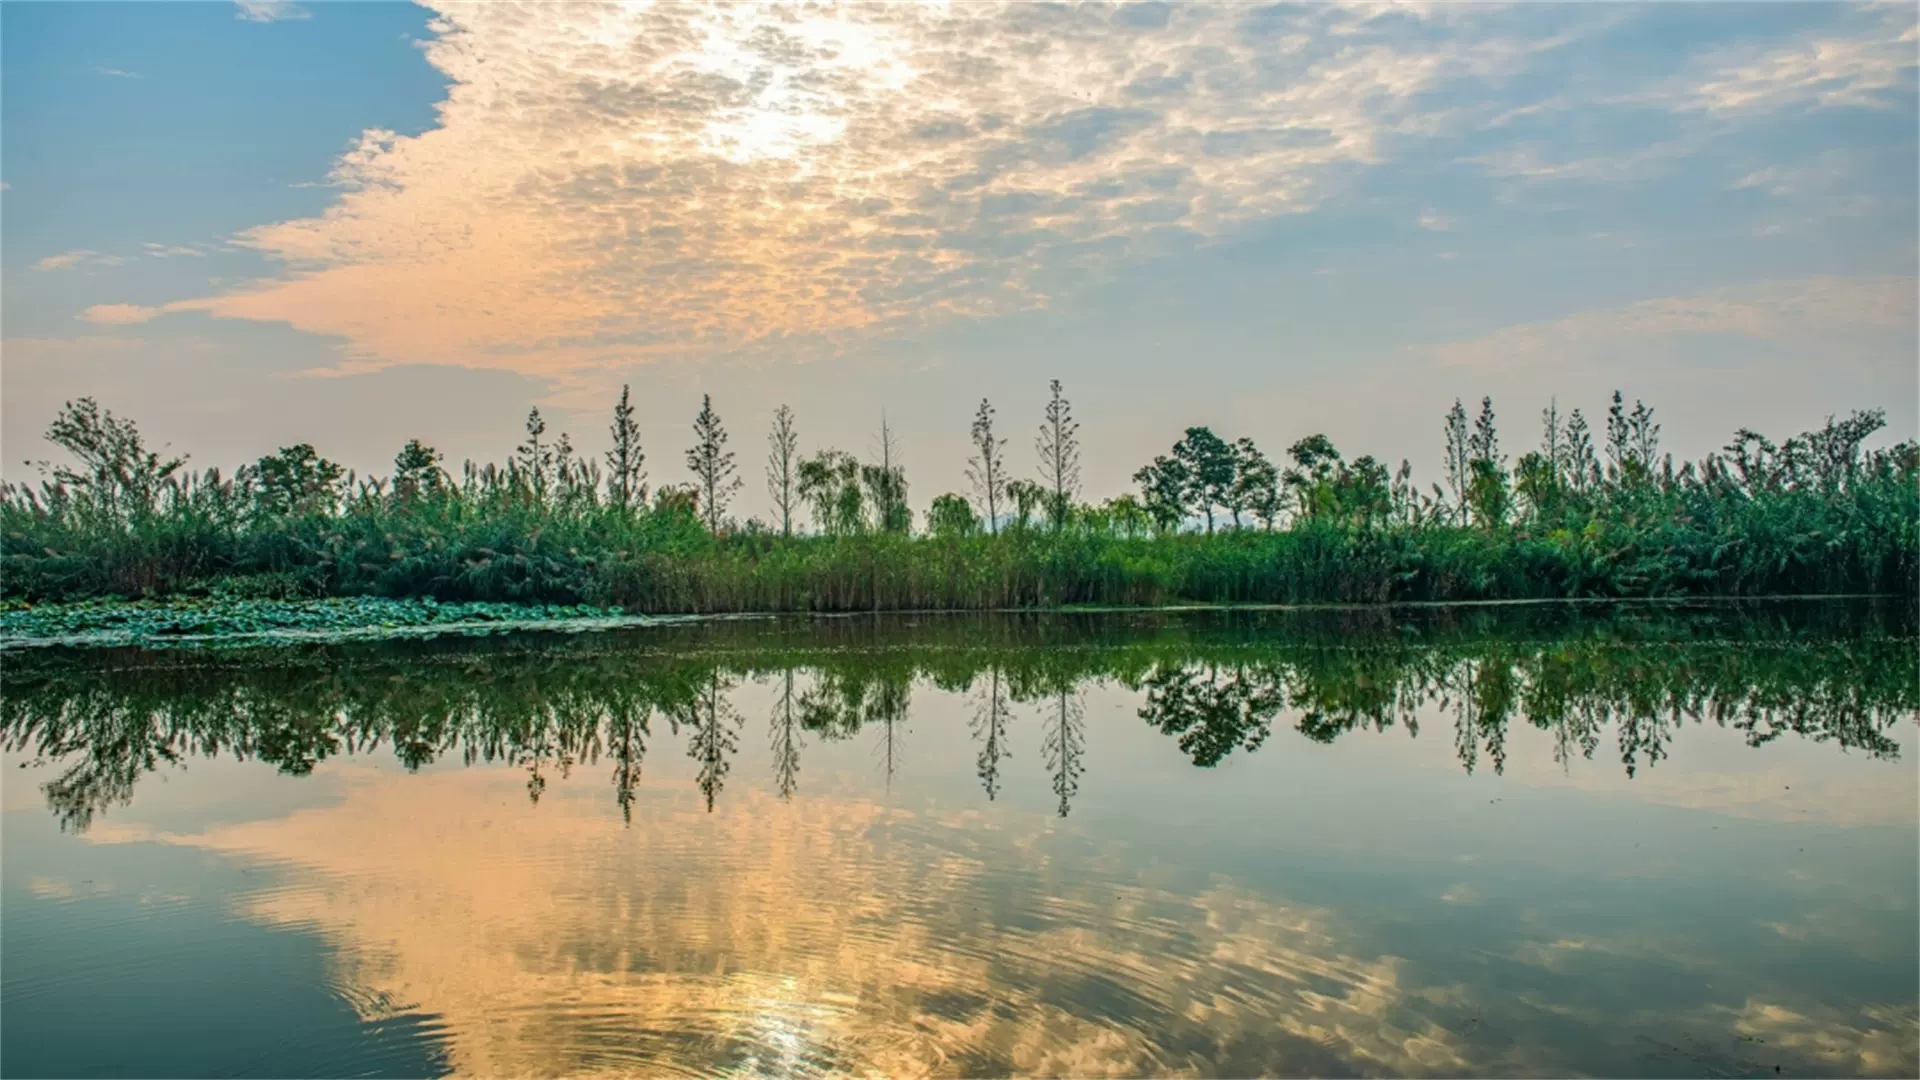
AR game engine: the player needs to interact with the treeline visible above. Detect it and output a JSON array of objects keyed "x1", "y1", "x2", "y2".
[
  {"x1": 2, "y1": 381, "x2": 1913, "y2": 606},
  {"x1": 4, "y1": 602, "x2": 1910, "y2": 830}
]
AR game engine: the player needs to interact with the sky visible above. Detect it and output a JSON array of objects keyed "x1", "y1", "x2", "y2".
[{"x1": 3, "y1": 0, "x2": 1915, "y2": 522}]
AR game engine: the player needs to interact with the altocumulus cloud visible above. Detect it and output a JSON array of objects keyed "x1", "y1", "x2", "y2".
[{"x1": 135, "y1": 1, "x2": 1915, "y2": 379}]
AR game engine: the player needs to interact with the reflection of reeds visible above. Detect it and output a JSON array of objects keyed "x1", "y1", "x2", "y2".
[{"x1": 2, "y1": 604, "x2": 1911, "y2": 830}]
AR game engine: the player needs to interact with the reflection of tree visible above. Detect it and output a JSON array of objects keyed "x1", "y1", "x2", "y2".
[
  {"x1": 970, "y1": 669, "x2": 1011, "y2": 801},
  {"x1": 1042, "y1": 689, "x2": 1084, "y2": 818},
  {"x1": 1139, "y1": 664, "x2": 1282, "y2": 767},
  {"x1": 678, "y1": 673, "x2": 739, "y2": 813},
  {"x1": 1444, "y1": 659, "x2": 1516, "y2": 777},
  {"x1": 2, "y1": 603, "x2": 1911, "y2": 829},
  {"x1": 608, "y1": 701, "x2": 650, "y2": 825},
  {"x1": 770, "y1": 671, "x2": 801, "y2": 801},
  {"x1": 870, "y1": 676, "x2": 910, "y2": 789}
]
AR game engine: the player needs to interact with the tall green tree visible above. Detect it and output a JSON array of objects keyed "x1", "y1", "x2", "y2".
[
  {"x1": 1282, "y1": 434, "x2": 1341, "y2": 521},
  {"x1": 966, "y1": 398, "x2": 1008, "y2": 536},
  {"x1": 798, "y1": 450, "x2": 863, "y2": 535},
  {"x1": 40, "y1": 398, "x2": 185, "y2": 523},
  {"x1": 766, "y1": 404, "x2": 799, "y2": 537},
  {"x1": 392, "y1": 439, "x2": 445, "y2": 504},
  {"x1": 926, "y1": 493, "x2": 979, "y2": 538},
  {"x1": 249, "y1": 444, "x2": 345, "y2": 518},
  {"x1": 1172, "y1": 427, "x2": 1234, "y2": 532},
  {"x1": 1561, "y1": 409, "x2": 1597, "y2": 493},
  {"x1": 1036, "y1": 380, "x2": 1081, "y2": 530},
  {"x1": 1229, "y1": 437, "x2": 1278, "y2": 530},
  {"x1": 1133, "y1": 455, "x2": 1191, "y2": 534},
  {"x1": 685, "y1": 394, "x2": 740, "y2": 532},
  {"x1": 606, "y1": 385, "x2": 646, "y2": 510}
]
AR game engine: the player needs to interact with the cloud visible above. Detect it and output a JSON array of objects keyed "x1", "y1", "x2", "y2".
[
  {"x1": 234, "y1": 0, "x2": 308, "y2": 22},
  {"x1": 77, "y1": 303, "x2": 163, "y2": 325},
  {"x1": 133, "y1": 3, "x2": 1912, "y2": 380},
  {"x1": 34, "y1": 250, "x2": 98, "y2": 272},
  {"x1": 1677, "y1": 7, "x2": 1918, "y2": 114},
  {"x1": 94, "y1": 67, "x2": 142, "y2": 79},
  {"x1": 163, "y1": 3, "x2": 1596, "y2": 376},
  {"x1": 142, "y1": 242, "x2": 206, "y2": 258},
  {"x1": 1418, "y1": 213, "x2": 1458, "y2": 232},
  {"x1": 1423, "y1": 276, "x2": 1917, "y2": 373},
  {"x1": 34, "y1": 250, "x2": 131, "y2": 272}
]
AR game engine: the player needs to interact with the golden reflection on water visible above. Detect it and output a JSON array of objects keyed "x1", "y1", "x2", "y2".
[{"x1": 134, "y1": 763, "x2": 1474, "y2": 1078}]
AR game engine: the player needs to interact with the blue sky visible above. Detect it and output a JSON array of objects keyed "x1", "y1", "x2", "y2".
[{"x1": 4, "y1": 1, "x2": 1914, "y2": 519}]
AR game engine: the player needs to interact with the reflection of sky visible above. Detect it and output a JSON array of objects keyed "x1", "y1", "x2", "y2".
[{"x1": 3, "y1": 673, "x2": 1916, "y2": 1078}]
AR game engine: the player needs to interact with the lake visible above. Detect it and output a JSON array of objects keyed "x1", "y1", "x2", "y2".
[{"x1": 3, "y1": 602, "x2": 1915, "y2": 1078}]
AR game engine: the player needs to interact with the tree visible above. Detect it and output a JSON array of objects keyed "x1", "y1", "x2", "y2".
[
  {"x1": 864, "y1": 415, "x2": 910, "y2": 534},
  {"x1": 250, "y1": 444, "x2": 345, "y2": 518},
  {"x1": 685, "y1": 394, "x2": 740, "y2": 531},
  {"x1": 1005, "y1": 478, "x2": 1045, "y2": 531},
  {"x1": 1133, "y1": 455, "x2": 1191, "y2": 534},
  {"x1": 606, "y1": 384, "x2": 646, "y2": 510},
  {"x1": 1282, "y1": 433, "x2": 1342, "y2": 521},
  {"x1": 1605, "y1": 391, "x2": 1660, "y2": 487},
  {"x1": 1462, "y1": 396, "x2": 1507, "y2": 527},
  {"x1": 1229, "y1": 437, "x2": 1278, "y2": 530},
  {"x1": 392, "y1": 439, "x2": 445, "y2": 504},
  {"x1": 1172, "y1": 427, "x2": 1234, "y2": 532},
  {"x1": 766, "y1": 405, "x2": 799, "y2": 537},
  {"x1": 1469, "y1": 396, "x2": 1501, "y2": 470},
  {"x1": 1443, "y1": 399, "x2": 1470, "y2": 525},
  {"x1": 40, "y1": 397, "x2": 185, "y2": 522},
  {"x1": 1035, "y1": 379, "x2": 1081, "y2": 530},
  {"x1": 966, "y1": 398, "x2": 1008, "y2": 536},
  {"x1": 1561, "y1": 409, "x2": 1597, "y2": 494},
  {"x1": 1101, "y1": 493, "x2": 1151, "y2": 538},
  {"x1": 1540, "y1": 399, "x2": 1563, "y2": 488},
  {"x1": 927, "y1": 493, "x2": 980, "y2": 538},
  {"x1": 1805, "y1": 409, "x2": 1886, "y2": 491},
  {"x1": 798, "y1": 450, "x2": 863, "y2": 535},
  {"x1": 1605, "y1": 390, "x2": 1631, "y2": 484},
  {"x1": 1627, "y1": 398, "x2": 1660, "y2": 479},
  {"x1": 516, "y1": 407, "x2": 553, "y2": 503}
]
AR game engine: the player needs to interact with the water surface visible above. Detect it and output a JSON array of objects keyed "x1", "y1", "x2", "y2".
[{"x1": 4, "y1": 603, "x2": 1915, "y2": 1077}]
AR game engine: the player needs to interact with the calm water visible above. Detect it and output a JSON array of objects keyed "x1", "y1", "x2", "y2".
[{"x1": 3, "y1": 603, "x2": 1915, "y2": 1078}]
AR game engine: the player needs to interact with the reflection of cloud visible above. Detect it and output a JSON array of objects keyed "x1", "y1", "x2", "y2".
[
  {"x1": 1512, "y1": 752, "x2": 1918, "y2": 831},
  {"x1": 1423, "y1": 276, "x2": 1917, "y2": 373},
  {"x1": 149, "y1": 763, "x2": 1470, "y2": 1077},
  {"x1": 1727, "y1": 1000, "x2": 1918, "y2": 1077}
]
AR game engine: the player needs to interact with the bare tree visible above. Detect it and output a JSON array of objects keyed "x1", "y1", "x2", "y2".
[
  {"x1": 966, "y1": 398, "x2": 1007, "y2": 535},
  {"x1": 685, "y1": 394, "x2": 740, "y2": 531},
  {"x1": 606, "y1": 384, "x2": 646, "y2": 510},
  {"x1": 1035, "y1": 379, "x2": 1081, "y2": 530},
  {"x1": 1442, "y1": 399, "x2": 1470, "y2": 525},
  {"x1": 766, "y1": 404, "x2": 799, "y2": 537},
  {"x1": 864, "y1": 414, "x2": 909, "y2": 533}
]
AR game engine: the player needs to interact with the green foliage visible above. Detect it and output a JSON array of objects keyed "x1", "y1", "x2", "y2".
[
  {"x1": 927, "y1": 493, "x2": 981, "y2": 538},
  {"x1": 245, "y1": 444, "x2": 346, "y2": 518},
  {"x1": 2, "y1": 392, "x2": 1913, "y2": 611}
]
